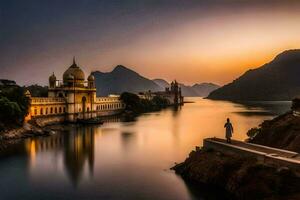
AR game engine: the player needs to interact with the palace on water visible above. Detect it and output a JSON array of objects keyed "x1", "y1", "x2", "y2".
[{"x1": 25, "y1": 58, "x2": 125, "y2": 123}]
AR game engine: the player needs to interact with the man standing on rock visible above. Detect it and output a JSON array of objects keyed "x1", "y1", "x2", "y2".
[{"x1": 224, "y1": 118, "x2": 234, "y2": 143}]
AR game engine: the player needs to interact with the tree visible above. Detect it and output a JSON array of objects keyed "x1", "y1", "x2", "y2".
[
  {"x1": 120, "y1": 92, "x2": 143, "y2": 113},
  {"x1": 0, "y1": 85, "x2": 30, "y2": 126},
  {"x1": 24, "y1": 84, "x2": 48, "y2": 97},
  {"x1": 120, "y1": 92, "x2": 171, "y2": 113},
  {"x1": 152, "y1": 96, "x2": 170, "y2": 109}
]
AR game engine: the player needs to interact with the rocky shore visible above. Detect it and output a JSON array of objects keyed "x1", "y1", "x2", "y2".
[
  {"x1": 172, "y1": 147, "x2": 300, "y2": 200},
  {"x1": 249, "y1": 111, "x2": 300, "y2": 153},
  {"x1": 0, "y1": 121, "x2": 62, "y2": 151},
  {"x1": 173, "y1": 111, "x2": 300, "y2": 199}
]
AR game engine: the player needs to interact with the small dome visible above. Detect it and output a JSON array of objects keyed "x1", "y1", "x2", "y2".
[
  {"x1": 88, "y1": 74, "x2": 94, "y2": 81},
  {"x1": 63, "y1": 58, "x2": 85, "y2": 83},
  {"x1": 25, "y1": 90, "x2": 31, "y2": 96},
  {"x1": 49, "y1": 73, "x2": 56, "y2": 82}
]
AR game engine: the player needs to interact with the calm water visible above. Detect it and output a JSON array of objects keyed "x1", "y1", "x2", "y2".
[{"x1": 0, "y1": 98, "x2": 291, "y2": 200}]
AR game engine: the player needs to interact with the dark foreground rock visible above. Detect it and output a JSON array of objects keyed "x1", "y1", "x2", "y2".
[
  {"x1": 172, "y1": 148, "x2": 300, "y2": 200},
  {"x1": 249, "y1": 112, "x2": 300, "y2": 153}
]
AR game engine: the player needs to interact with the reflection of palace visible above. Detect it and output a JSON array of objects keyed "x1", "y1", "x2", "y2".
[
  {"x1": 25, "y1": 58, "x2": 125, "y2": 122},
  {"x1": 26, "y1": 126, "x2": 96, "y2": 186},
  {"x1": 63, "y1": 126, "x2": 95, "y2": 186}
]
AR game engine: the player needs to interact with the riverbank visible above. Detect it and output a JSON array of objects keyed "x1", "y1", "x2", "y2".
[
  {"x1": 0, "y1": 121, "x2": 66, "y2": 152},
  {"x1": 173, "y1": 110, "x2": 300, "y2": 199},
  {"x1": 172, "y1": 147, "x2": 300, "y2": 199}
]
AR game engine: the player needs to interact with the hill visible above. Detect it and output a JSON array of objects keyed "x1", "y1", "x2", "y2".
[
  {"x1": 93, "y1": 65, "x2": 219, "y2": 97},
  {"x1": 207, "y1": 49, "x2": 300, "y2": 101},
  {"x1": 192, "y1": 83, "x2": 220, "y2": 97},
  {"x1": 152, "y1": 79, "x2": 169, "y2": 88},
  {"x1": 92, "y1": 65, "x2": 162, "y2": 96},
  {"x1": 153, "y1": 79, "x2": 220, "y2": 97}
]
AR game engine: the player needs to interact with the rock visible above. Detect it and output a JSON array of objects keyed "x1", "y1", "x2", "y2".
[
  {"x1": 250, "y1": 112, "x2": 300, "y2": 153},
  {"x1": 172, "y1": 149, "x2": 300, "y2": 200}
]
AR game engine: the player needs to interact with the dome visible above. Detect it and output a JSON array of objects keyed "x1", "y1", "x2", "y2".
[
  {"x1": 63, "y1": 58, "x2": 85, "y2": 83},
  {"x1": 88, "y1": 74, "x2": 94, "y2": 81},
  {"x1": 66, "y1": 74, "x2": 74, "y2": 80}
]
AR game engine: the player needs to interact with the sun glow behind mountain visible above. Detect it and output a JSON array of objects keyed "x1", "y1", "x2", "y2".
[{"x1": 1, "y1": 0, "x2": 300, "y2": 85}]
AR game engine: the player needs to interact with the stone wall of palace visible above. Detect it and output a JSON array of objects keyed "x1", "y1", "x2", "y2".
[
  {"x1": 29, "y1": 97, "x2": 66, "y2": 118},
  {"x1": 26, "y1": 96, "x2": 125, "y2": 123}
]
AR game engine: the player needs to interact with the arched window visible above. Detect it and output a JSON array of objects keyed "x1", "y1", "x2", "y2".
[
  {"x1": 87, "y1": 107, "x2": 89, "y2": 112},
  {"x1": 63, "y1": 107, "x2": 66, "y2": 112},
  {"x1": 46, "y1": 107, "x2": 48, "y2": 114},
  {"x1": 40, "y1": 108, "x2": 43, "y2": 115},
  {"x1": 55, "y1": 107, "x2": 57, "y2": 113},
  {"x1": 59, "y1": 107, "x2": 62, "y2": 113},
  {"x1": 34, "y1": 108, "x2": 37, "y2": 115}
]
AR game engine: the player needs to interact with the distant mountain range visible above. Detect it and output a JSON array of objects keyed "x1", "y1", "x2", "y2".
[
  {"x1": 92, "y1": 65, "x2": 219, "y2": 97},
  {"x1": 153, "y1": 79, "x2": 220, "y2": 97},
  {"x1": 207, "y1": 49, "x2": 300, "y2": 101}
]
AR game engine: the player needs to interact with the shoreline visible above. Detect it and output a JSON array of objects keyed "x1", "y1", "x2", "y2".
[
  {"x1": 0, "y1": 122, "x2": 63, "y2": 152},
  {"x1": 172, "y1": 146, "x2": 300, "y2": 200},
  {"x1": 0, "y1": 106, "x2": 176, "y2": 151},
  {"x1": 172, "y1": 111, "x2": 300, "y2": 199}
]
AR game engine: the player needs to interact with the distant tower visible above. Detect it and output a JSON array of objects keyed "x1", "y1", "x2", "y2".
[
  {"x1": 174, "y1": 80, "x2": 179, "y2": 104},
  {"x1": 88, "y1": 74, "x2": 95, "y2": 89},
  {"x1": 49, "y1": 73, "x2": 56, "y2": 88},
  {"x1": 171, "y1": 81, "x2": 174, "y2": 92}
]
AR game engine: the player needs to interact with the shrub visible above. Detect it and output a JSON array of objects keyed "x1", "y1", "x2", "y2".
[
  {"x1": 120, "y1": 92, "x2": 170, "y2": 113},
  {"x1": 0, "y1": 85, "x2": 30, "y2": 125}
]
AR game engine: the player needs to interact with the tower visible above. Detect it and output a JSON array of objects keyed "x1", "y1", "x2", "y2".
[
  {"x1": 88, "y1": 74, "x2": 95, "y2": 89},
  {"x1": 49, "y1": 73, "x2": 56, "y2": 88}
]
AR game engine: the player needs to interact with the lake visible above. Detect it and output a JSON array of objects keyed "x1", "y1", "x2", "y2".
[{"x1": 0, "y1": 98, "x2": 291, "y2": 200}]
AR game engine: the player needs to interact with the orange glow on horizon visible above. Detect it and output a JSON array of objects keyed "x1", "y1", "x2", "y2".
[{"x1": 4, "y1": 2, "x2": 300, "y2": 86}]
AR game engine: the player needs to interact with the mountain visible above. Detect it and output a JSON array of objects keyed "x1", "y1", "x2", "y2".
[
  {"x1": 92, "y1": 65, "x2": 162, "y2": 96},
  {"x1": 152, "y1": 79, "x2": 169, "y2": 88},
  {"x1": 153, "y1": 79, "x2": 220, "y2": 97},
  {"x1": 207, "y1": 49, "x2": 300, "y2": 101},
  {"x1": 192, "y1": 83, "x2": 220, "y2": 97}
]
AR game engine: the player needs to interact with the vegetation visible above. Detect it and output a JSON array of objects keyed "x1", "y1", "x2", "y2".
[
  {"x1": 0, "y1": 85, "x2": 30, "y2": 130},
  {"x1": 120, "y1": 92, "x2": 170, "y2": 114},
  {"x1": 246, "y1": 127, "x2": 260, "y2": 139},
  {"x1": 24, "y1": 84, "x2": 48, "y2": 97}
]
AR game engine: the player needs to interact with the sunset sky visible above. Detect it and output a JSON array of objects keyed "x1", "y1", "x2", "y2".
[{"x1": 1, "y1": 0, "x2": 300, "y2": 86}]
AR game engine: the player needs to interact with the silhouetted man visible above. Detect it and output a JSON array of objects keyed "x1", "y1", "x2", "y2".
[{"x1": 224, "y1": 118, "x2": 234, "y2": 143}]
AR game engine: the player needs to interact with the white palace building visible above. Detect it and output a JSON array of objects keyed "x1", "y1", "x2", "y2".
[{"x1": 25, "y1": 58, "x2": 125, "y2": 123}]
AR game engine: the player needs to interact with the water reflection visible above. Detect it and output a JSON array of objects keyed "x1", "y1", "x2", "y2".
[
  {"x1": 0, "y1": 98, "x2": 292, "y2": 200},
  {"x1": 25, "y1": 126, "x2": 96, "y2": 186},
  {"x1": 121, "y1": 131, "x2": 136, "y2": 152},
  {"x1": 63, "y1": 126, "x2": 95, "y2": 186},
  {"x1": 232, "y1": 101, "x2": 291, "y2": 116}
]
